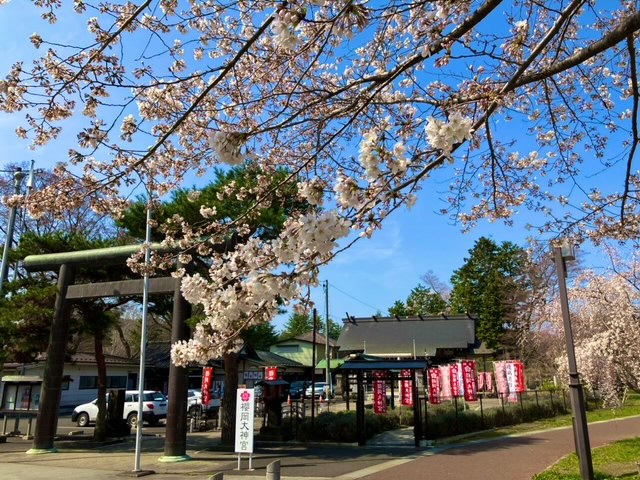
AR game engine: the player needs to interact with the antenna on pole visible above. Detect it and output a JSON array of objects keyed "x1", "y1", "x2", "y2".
[
  {"x1": 14, "y1": 160, "x2": 37, "y2": 282},
  {"x1": 26, "y1": 159, "x2": 35, "y2": 193},
  {"x1": 0, "y1": 168, "x2": 26, "y2": 294}
]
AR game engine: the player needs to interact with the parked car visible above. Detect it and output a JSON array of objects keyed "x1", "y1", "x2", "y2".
[
  {"x1": 288, "y1": 380, "x2": 311, "y2": 400},
  {"x1": 305, "y1": 382, "x2": 335, "y2": 399},
  {"x1": 187, "y1": 389, "x2": 202, "y2": 408},
  {"x1": 71, "y1": 390, "x2": 168, "y2": 427},
  {"x1": 186, "y1": 389, "x2": 222, "y2": 417}
]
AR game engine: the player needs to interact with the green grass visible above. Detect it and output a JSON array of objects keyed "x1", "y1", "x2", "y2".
[
  {"x1": 442, "y1": 394, "x2": 640, "y2": 479},
  {"x1": 439, "y1": 394, "x2": 640, "y2": 446},
  {"x1": 532, "y1": 437, "x2": 640, "y2": 480}
]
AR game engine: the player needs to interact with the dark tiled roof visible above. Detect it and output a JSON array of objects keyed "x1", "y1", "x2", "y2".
[
  {"x1": 26, "y1": 352, "x2": 140, "y2": 366},
  {"x1": 144, "y1": 341, "x2": 222, "y2": 369},
  {"x1": 69, "y1": 352, "x2": 140, "y2": 366},
  {"x1": 340, "y1": 359, "x2": 428, "y2": 371},
  {"x1": 239, "y1": 346, "x2": 303, "y2": 368},
  {"x1": 251, "y1": 350, "x2": 304, "y2": 368},
  {"x1": 337, "y1": 315, "x2": 477, "y2": 357},
  {"x1": 274, "y1": 331, "x2": 337, "y2": 347}
]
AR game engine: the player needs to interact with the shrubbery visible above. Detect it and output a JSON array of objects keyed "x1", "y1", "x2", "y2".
[
  {"x1": 296, "y1": 396, "x2": 569, "y2": 443},
  {"x1": 297, "y1": 406, "x2": 414, "y2": 442},
  {"x1": 425, "y1": 396, "x2": 568, "y2": 439}
]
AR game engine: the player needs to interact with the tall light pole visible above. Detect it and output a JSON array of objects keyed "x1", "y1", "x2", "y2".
[
  {"x1": 553, "y1": 241, "x2": 594, "y2": 480},
  {"x1": 0, "y1": 168, "x2": 26, "y2": 294},
  {"x1": 134, "y1": 202, "x2": 153, "y2": 474}
]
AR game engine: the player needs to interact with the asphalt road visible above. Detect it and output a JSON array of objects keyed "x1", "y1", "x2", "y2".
[
  {"x1": 56, "y1": 415, "x2": 167, "y2": 435},
  {"x1": 3, "y1": 414, "x2": 640, "y2": 480}
]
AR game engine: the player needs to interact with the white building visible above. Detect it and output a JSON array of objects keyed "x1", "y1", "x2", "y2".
[{"x1": 1, "y1": 352, "x2": 140, "y2": 410}]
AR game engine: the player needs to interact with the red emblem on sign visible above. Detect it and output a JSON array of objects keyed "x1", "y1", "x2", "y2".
[{"x1": 240, "y1": 390, "x2": 251, "y2": 402}]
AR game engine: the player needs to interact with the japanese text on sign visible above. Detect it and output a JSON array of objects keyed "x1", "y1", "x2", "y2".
[{"x1": 234, "y1": 388, "x2": 255, "y2": 454}]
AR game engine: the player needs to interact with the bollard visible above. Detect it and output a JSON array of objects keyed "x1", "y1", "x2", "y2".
[
  {"x1": 208, "y1": 473, "x2": 224, "y2": 480},
  {"x1": 190, "y1": 416, "x2": 196, "y2": 433},
  {"x1": 266, "y1": 459, "x2": 281, "y2": 480}
]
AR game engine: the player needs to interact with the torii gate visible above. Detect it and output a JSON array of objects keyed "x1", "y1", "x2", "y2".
[{"x1": 22, "y1": 245, "x2": 192, "y2": 461}]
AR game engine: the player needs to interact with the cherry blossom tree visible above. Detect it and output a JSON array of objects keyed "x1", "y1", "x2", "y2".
[
  {"x1": 541, "y1": 261, "x2": 640, "y2": 407},
  {"x1": 2, "y1": 1, "x2": 640, "y2": 365}
]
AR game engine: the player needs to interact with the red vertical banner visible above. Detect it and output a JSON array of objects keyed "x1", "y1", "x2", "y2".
[
  {"x1": 428, "y1": 368, "x2": 441, "y2": 404},
  {"x1": 515, "y1": 361, "x2": 526, "y2": 393},
  {"x1": 494, "y1": 361, "x2": 508, "y2": 397},
  {"x1": 202, "y1": 367, "x2": 214, "y2": 406},
  {"x1": 265, "y1": 366, "x2": 278, "y2": 381},
  {"x1": 373, "y1": 370, "x2": 387, "y2": 414},
  {"x1": 439, "y1": 365, "x2": 451, "y2": 400},
  {"x1": 461, "y1": 360, "x2": 478, "y2": 401},
  {"x1": 485, "y1": 371, "x2": 494, "y2": 392},
  {"x1": 449, "y1": 362, "x2": 461, "y2": 397},
  {"x1": 400, "y1": 369, "x2": 413, "y2": 406},
  {"x1": 477, "y1": 372, "x2": 485, "y2": 392}
]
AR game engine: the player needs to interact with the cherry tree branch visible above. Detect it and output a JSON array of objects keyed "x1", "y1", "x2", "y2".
[{"x1": 621, "y1": 34, "x2": 639, "y2": 222}]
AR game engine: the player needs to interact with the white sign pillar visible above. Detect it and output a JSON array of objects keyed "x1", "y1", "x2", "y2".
[{"x1": 234, "y1": 388, "x2": 255, "y2": 470}]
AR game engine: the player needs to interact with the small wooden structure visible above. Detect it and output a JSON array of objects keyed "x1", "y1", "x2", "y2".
[
  {"x1": 338, "y1": 355, "x2": 427, "y2": 446},
  {"x1": 1, "y1": 375, "x2": 42, "y2": 437}
]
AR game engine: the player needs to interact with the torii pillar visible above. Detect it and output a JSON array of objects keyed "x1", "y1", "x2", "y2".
[
  {"x1": 22, "y1": 246, "x2": 191, "y2": 459},
  {"x1": 28, "y1": 263, "x2": 75, "y2": 453}
]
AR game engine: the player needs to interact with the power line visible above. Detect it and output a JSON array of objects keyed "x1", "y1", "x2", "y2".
[{"x1": 327, "y1": 282, "x2": 382, "y2": 313}]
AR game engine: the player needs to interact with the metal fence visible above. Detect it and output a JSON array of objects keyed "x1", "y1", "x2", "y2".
[{"x1": 418, "y1": 388, "x2": 594, "y2": 440}]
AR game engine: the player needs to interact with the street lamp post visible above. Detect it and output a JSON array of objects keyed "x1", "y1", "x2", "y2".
[
  {"x1": 553, "y1": 242, "x2": 594, "y2": 480},
  {"x1": 0, "y1": 168, "x2": 26, "y2": 295}
]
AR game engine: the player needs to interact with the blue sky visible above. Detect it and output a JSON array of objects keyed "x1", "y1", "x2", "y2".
[
  {"x1": 0, "y1": 2, "x2": 625, "y2": 332},
  {"x1": 0, "y1": 2, "x2": 531, "y2": 326},
  {"x1": 283, "y1": 192, "x2": 536, "y2": 330}
]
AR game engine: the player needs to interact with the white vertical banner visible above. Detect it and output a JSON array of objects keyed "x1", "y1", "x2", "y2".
[{"x1": 235, "y1": 388, "x2": 255, "y2": 454}]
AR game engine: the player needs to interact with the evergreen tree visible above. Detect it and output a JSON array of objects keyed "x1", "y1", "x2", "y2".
[
  {"x1": 388, "y1": 284, "x2": 447, "y2": 316},
  {"x1": 388, "y1": 300, "x2": 410, "y2": 317},
  {"x1": 280, "y1": 312, "x2": 313, "y2": 339},
  {"x1": 0, "y1": 278, "x2": 57, "y2": 366},
  {"x1": 5, "y1": 231, "x2": 133, "y2": 441},
  {"x1": 323, "y1": 317, "x2": 343, "y2": 341},
  {"x1": 448, "y1": 237, "x2": 529, "y2": 349},
  {"x1": 242, "y1": 322, "x2": 279, "y2": 351},
  {"x1": 118, "y1": 164, "x2": 307, "y2": 445}
]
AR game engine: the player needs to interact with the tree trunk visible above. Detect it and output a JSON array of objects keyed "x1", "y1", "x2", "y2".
[
  {"x1": 94, "y1": 330, "x2": 107, "y2": 442},
  {"x1": 220, "y1": 351, "x2": 239, "y2": 445},
  {"x1": 114, "y1": 324, "x2": 132, "y2": 358}
]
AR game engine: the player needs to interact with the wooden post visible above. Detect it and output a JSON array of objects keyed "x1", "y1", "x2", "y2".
[
  {"x1": 356, "y1": 370, "x2": 365, "y2": 446},
  {"x1": 412, "y1": 368, "x2": 421, "y2": 447},
  {"x1": 163, "y1": 267, "x2": 192, "y2": 459},
  {"x1": 30, "y1": 264, "x2": 75, "y2": 453}
]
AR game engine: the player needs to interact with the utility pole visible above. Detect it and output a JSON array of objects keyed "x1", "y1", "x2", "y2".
[
  {"x1": 324, "y1": 280, "x2": 331, "y2": 388},
  {"x1": 0, "y1": 167, "x2": 26, "y2": 294},
  {"x1": 14, "y1": 160, "x2": 36, "y2": 283}
]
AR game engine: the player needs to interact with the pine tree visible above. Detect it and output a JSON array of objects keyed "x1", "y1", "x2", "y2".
[{"x1": 449, "y1": 237, "x2": 529, "y2": 350}]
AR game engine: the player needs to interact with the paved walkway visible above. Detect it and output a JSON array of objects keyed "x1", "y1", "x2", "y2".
[{"x1": 1, "y1": 416, "x2": 639, "y2": 480}]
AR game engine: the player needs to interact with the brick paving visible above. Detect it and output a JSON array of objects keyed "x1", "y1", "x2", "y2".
[{"x1": 0, "y1": 415, "x2": 639, "y2": 480}]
